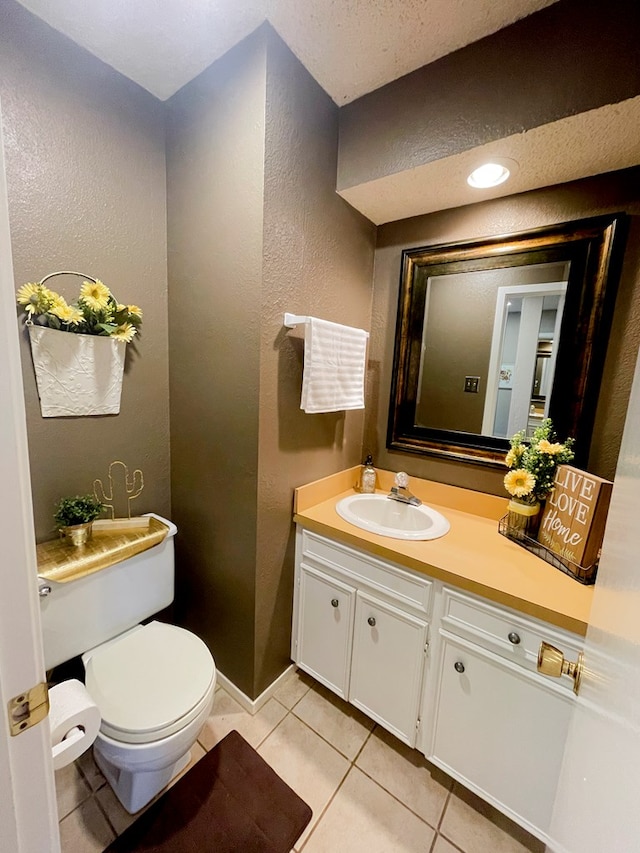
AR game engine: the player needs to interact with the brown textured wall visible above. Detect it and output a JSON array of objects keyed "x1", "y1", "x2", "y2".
[
  {"x1": 338, "y1": 0, "x2": 640, "y2": 191},
  {"x1": 256, "y1": 31, "x2": 375, "y2": 695},
  {"x1": 166, "y1": 33, "x2": 266, "y2": 698},
  {"x1": 415, "y1": 270, "x2": 497, "y2": 433},
  {"x1": 0, "y1": 2, "x2": 170, "y2": 541},
  {"x1": 365, "y1": 167, "x2": 640, "y2": 495},
  {"x1": 167, "y1": 27, "x2": 375, "y2": 698}
]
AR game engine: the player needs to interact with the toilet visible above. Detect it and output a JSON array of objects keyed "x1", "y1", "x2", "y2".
[{"x1": 39, "y1": 514, "x2": 216, "y2": 813}]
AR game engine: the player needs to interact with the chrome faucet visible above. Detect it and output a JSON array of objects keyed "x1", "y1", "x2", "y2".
[{"x1": 387, "y1": 472, "x2": 422, "y2": 506}]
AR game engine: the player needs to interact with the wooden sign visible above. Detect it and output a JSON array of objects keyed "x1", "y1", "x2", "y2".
[{"x1": 538, "y1": 465, "x2": 613, "y2": 567}]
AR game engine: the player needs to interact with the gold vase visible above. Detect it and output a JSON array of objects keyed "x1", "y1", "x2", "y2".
[
  {"x1": 507, "y1": 499, "x2": 541, "y2": 540},
  {"x1": 60, "y1": 521, "x2": 94, "y2": 547}
]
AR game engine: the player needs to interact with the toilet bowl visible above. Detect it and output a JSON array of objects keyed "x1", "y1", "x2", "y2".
[
  {"x1": 39, "y1": 514, "x2": 216, "y2": 812},
  {"x1": 83, "y1": 620, "x2": 216, "y2": 813}
]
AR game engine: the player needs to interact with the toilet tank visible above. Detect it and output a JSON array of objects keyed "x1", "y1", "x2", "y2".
[{"x1": 39, "y1": 514, "x2": 178, "y2": 671}]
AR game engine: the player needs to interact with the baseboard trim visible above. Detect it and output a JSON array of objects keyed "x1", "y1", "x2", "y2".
[{"x1": 216, "y1": 664, "x2": 296, "y2": 714}]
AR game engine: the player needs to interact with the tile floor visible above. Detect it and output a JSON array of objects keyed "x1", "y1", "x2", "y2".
[{"x1": 56, "y1": 670, "x2": 546, "y2": 853}]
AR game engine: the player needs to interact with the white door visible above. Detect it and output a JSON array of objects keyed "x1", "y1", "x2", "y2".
[
  {"x1": 481, "y1": 282, "x2": 567, "y2": 437},
  {"x1": 548, "y1": 345, "x2": 640, "y2": 852},
  {"x1": 0, "y1": 108, "x2": 60, "y2": 851}
]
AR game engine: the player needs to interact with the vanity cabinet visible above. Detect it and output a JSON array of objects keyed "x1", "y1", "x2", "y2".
[
  {"x1": 292, "y1": 527, "x2": 583, "y2": 845},
  {"x1": 293, "y1": 530, "x2": 431, "y2": 746}
]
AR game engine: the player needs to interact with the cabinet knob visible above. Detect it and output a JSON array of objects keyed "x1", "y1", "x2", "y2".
[
  {"x1": 508, "y1": 631, "x2": 521, "y2": 645},
  {"x1": 454, "y1": 661, "x2": 465, "y2": 673},
  {"x1": 367, "y1": 616, "x2": 376, "y2": 627},
  {"x1": 331, "y1": 598, "x2": 339, "y2": 608}
]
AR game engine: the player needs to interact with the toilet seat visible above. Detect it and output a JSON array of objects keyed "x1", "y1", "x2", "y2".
[{"x1": 85, "y1": 621, "x2": 216, "y2": 745}]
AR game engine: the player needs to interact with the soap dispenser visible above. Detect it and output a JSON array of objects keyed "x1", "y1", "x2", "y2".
[{"x1": 359, "y1": 455, "x2": 376, "y2": 493}]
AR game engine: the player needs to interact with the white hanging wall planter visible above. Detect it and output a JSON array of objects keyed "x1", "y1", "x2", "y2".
[
  {"x1": 28, "y1": 325, "x2": 126, "y2": 417},
  {"x1": 17, "y1": 269, "x2": 142, "y2": 418}
]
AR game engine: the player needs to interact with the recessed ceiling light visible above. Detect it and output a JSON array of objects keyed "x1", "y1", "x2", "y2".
[{"x1": 467, "y1": 161, "x2": 513, "y2": 189}]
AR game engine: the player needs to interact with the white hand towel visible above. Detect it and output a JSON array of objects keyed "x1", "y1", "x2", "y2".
[{"x1": 300, "y1": 317, "x2": 368, "y2": 413}]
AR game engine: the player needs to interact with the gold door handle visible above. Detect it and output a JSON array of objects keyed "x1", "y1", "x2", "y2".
[{"x1": 537, "y1": 642, "x2": 584, "y2": 695}]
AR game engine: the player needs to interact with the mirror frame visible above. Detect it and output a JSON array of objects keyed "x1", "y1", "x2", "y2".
[{"x1": 387, "y1": 214, "x2": 628, "y2": 468}]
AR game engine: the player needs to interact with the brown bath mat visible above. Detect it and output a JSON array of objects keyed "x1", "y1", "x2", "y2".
[{"x1": 104, "y1": 730, "x2": 312, "y2": 853}]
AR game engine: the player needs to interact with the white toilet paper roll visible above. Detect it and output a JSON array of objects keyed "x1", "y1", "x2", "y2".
[{"x1": 49, "y1": 679, "x2": 101, "y2": 770}]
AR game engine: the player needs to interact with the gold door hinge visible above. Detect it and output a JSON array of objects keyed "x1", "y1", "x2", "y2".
[{"x1": 8, "y1": 682, "x2": 49, "y2": 736}]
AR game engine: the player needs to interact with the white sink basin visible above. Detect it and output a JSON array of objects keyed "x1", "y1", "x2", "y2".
[{"x1": 335, "y1": 494, "x2": 450, "y2": 541}]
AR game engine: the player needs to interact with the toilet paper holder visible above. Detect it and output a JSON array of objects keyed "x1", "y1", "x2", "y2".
[
  {"x1": 48, "y1": 679, "x2": 101, "y2": 769},
  {"x1": 52, "y1": 725, "x2": 86, "y2": 764}
]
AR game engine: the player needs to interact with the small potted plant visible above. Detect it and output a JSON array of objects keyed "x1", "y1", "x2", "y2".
[
  {"x1": 503, "y1": 419, "x2": 574, "y2": 539},
  {"x1": 54, "y1": 494, "x2": 104, "y2": 546}
]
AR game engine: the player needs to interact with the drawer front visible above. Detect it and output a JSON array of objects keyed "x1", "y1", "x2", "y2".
[
  {"x1": 301, "y1": 530, "x2": 432, "y2": 615},
  {"x1": 441, "y1": 587, "x2": 582, "y2": 675}
]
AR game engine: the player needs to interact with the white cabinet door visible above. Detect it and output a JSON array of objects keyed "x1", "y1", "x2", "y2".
[
  {"x1": 296, "y1": 565, "x2": 355, "y2": 698},
  {"x1": 431, "y1": 634, "x2": 573, "y2": 840},
  {"x1": 350, "y1": 591, "x2": 428, "y2": 746}
]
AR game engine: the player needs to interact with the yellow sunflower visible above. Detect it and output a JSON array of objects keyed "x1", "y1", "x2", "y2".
[
  {"x1": 111, "y1": 323, "x2": 136, "y2": 343},
  {"x1": 53, "y1": 304, "x2": 84, "y2": 325},
  {"x1": 16, "y1": 282, "x2": 39, "y2": 306},
  {"x1": 537, "y1": 439, "x2": 564, "y2": 455},
  {"x1": 79, "y1": 279, "x2": 111, "y2": 311},
  {"x1": 16, "y1": 283, "x2": 55, "y2": 315},
  {"x1": 49, "y1": 294, "x2": 68, "y2": 314},
  {"x1": 126, "y1": 304, "x2": 143, "y2": 319},
  {"x1": 504, "y1": 468, "x2": 535, "y2": 499},
  {"x1": 505, "y1": 446, "x2": 524, "y2": 468}
]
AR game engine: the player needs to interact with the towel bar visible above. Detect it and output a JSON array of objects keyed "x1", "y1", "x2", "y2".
[
  {"x1": 283, "y1": 313, "x2": 309, "y2": 328},
  {"x1": 283, "y1": 313, "x2": 369, "y2": 338}
]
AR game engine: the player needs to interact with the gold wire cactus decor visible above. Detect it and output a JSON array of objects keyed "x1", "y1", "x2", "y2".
[{"x1": 94, "y1": 461, "x2": 144, "y2": 519}]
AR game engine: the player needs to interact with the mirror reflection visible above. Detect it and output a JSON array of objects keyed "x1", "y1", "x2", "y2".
[
  {"x1": 388, "y1": 215, "x2": 627, "y2": 467},
  {"x1": 415, "y1": 262, "x2": 569, "y2": 439}
]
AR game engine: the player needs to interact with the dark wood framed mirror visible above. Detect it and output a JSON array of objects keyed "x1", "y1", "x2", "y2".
[{"x1": 387, "y1": 214, "x2": 628, "y2": 468}]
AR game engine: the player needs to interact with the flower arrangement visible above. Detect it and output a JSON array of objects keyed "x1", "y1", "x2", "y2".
[
  {"x1": 504, "y1": 419, "x2": 575, "y2": 505},
  {"x1": 16, "y1": 276, "x2": 142, "y2": 343},
  {"x1": 54, "y1": 494, "x2": 104, "y2": 528}
]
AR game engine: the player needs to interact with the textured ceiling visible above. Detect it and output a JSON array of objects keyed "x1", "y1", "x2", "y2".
[
  {"x1": 13, "y1": 0, "x2": 640, "y2": 222},
  {"x1": 339, "y1": 97, "x2": 640, "y2": 223},
  {"x1": 15, "y1": 0, "x2": 557, "y2": 103}
]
